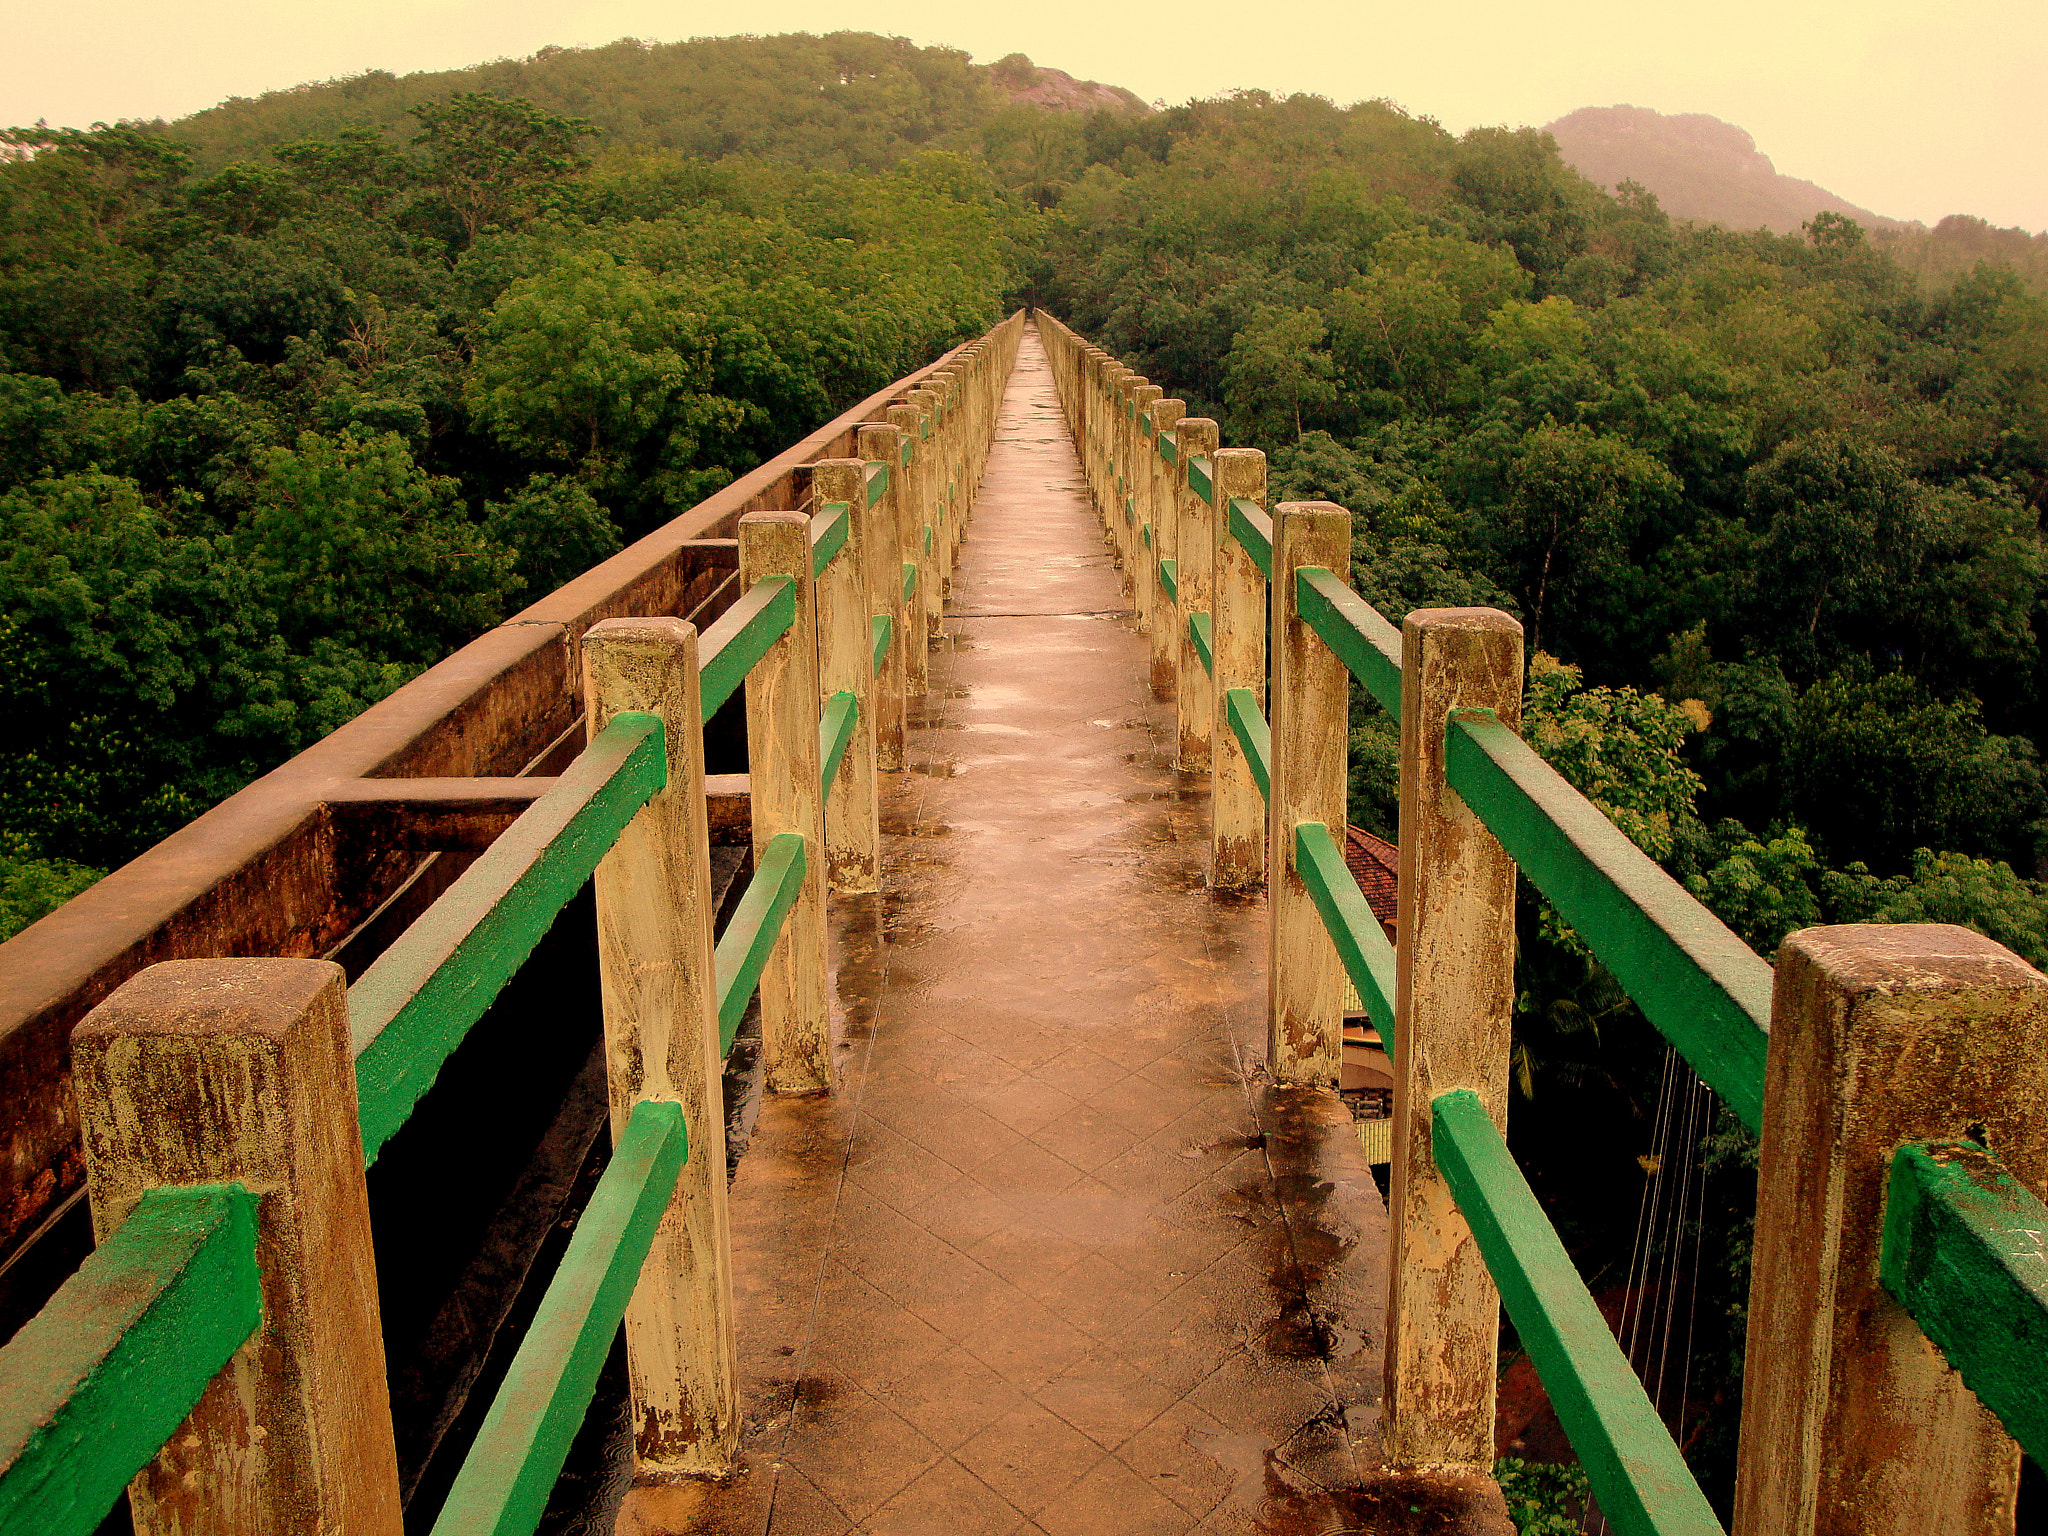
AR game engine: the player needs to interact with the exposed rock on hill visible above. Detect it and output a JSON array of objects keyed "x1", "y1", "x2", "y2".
[
  {"x1": 988, "y1": 53, "x2": 1149, "y2": 114},
  {"x1": 1545, "y1": 104, "x2": 1904, "y2": 234}
]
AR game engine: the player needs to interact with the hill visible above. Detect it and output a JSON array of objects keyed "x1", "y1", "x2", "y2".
[
  {"x1": 158, "y1": 32, "x2": 1144, "y2": 174},
  {"x1": 1544, "y1": 104, "x2": 1901, "y2": 235}
]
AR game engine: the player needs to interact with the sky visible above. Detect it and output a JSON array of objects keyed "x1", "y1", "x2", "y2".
[{"x1": 4, "y1": 0, "x2": 2043, "y2": 233}]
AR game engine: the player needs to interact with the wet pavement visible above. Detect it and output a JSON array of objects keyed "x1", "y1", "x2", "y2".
[{"x1": 617, "y1": 327, "x2": 1504, "y2": 1535}]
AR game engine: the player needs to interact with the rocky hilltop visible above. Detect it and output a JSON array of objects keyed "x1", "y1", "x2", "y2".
[
  {"x1": 1545, "y1": 104, "x2": 1903, "y2": 234},
  {"x1": 988, "y1": 53, "x2": 1149, "y2": 114}
]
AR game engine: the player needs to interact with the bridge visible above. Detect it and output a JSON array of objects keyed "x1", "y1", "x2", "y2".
[{"x1": 0, "y1": 315, "x2": 2043, "y2": 1536}]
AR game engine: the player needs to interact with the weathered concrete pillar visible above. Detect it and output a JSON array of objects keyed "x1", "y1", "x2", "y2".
[
  {"x1": 72, "y1": 959, "x2": 404, "y2": 1536},
  {"x1": 1734, "y1": 924, "x2": 2048, "y2": 1536},
  {"x1": 1096, "y1": 362, "x2": 1127, "y2": 551},
  {"x1": 582, "y1": 617, "x2": 740, "y2": 1474},
  {"x1": 1146, "y1": 398, "x2": 1186, "y2": 701},
  {"x1": 1267, "y1": 502, "x2": 1352, "y2": 1085},
  {"x1": 1175, "y1": 419, "x2": 1220, "y2": 770},
  {"x1": 924, "y1": 369, "x2": 959, "y2": 585},
  {"x1": 738, "y1": 511, "x2": 832, "y2": 1093},
  {"x1": 809, "y1": 459, "x2": 880, "y2": 895},
  {"x1": 857, "y1": 423, "x2": 908, "y2": 771},
  {"x1": 1384, "y1": 607, "x2": 1523, "y2": 1469},
  {"x1": 1210, "y1": 447, "x2": 1268, "y2": 892},
  {"x1": 905, "y1": 388, "x2": 944, "y2": 641},
  {"x1": 884, "y1": 403, "x2": 929, "y2": 696},
  {"x1": 1124, "y1": 381, "x2": 1161, "y2": 626}
]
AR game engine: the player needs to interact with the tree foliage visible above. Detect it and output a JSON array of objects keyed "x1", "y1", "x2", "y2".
[{"x1": 0, "y1": 70, "x2": 1026, "y2": 933}]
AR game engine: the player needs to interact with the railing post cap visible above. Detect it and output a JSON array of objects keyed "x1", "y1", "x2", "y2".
[
  {"x1": 585, "y1": 615, "x2": 694, "y2": 645},
  {"x1": 739, "y1": 509, "x2": 811, "y2": 531},
  {"x1": 810, "y1": 456, "x2": 863, "y2": 471},
  {"x1": 74, "y1": 957, "x2": 343, "y2": 1046},
  {"x1": 1273, "y1": 500, "x2": 1350, "y2": 526},
  {"x1": 1400, "y1": 606, "x2": 1524, "y2": 640},
  {"x1": 1778, "y1": 922, "x2": 2048, "y2": 997}
]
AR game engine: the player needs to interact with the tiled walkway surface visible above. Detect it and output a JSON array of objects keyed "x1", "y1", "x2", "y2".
[{"x1": 619, "y1": 328, "x2": 1472, "y2": 1536}]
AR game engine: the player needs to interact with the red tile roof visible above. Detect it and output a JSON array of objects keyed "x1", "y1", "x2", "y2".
[{"x1": 1344, "y1": 826, "x2": 1399, "y2": 939}]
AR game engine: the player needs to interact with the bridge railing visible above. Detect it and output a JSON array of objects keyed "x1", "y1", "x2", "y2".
[
  {"x1": 0, "y1": 314, "x2": 1024, "y2": 1534},
  {"x1": 1035, "y1": 312, "x2": 2048, "y2": 1536}
]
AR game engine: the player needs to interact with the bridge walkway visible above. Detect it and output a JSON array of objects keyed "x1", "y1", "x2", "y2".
[{"x1": 620, "y1": 330, "x2": 1402, "y2": 1534}]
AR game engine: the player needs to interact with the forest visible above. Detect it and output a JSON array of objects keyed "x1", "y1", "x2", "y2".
[{"x1": 3, "y1": 30, "x2": 2045, "y2": 1511}]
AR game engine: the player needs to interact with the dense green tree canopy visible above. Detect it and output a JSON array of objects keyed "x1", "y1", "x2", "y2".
[{"x1": 0, "y1": 74, "x2": 1027, "y2": 934}]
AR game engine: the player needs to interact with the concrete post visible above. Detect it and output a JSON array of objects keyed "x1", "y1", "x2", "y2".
[
  {"x1": 906, "y1": 388, "x2": 943, "y2": 641},
  {"x1": 738, "y1": 511, "x2": 832, "y2": 1093},
  {"x1": 884, "y1": 403, "x2": 929, "y2": 697},
  {"x1": 809, "y1": 459, "x2": 880, "y2": 894},
  {"x1": 1734, "y1": 924, "x2": 2048, "y2": 1536},
  {"x1": 1147, "y1": 398, "x2": 1187, "y2": 701},
  {"x1": 72, "y1": 959, "x2": 403, "y2": 1536},
  {"x1": 1175, "y1": 419, "x2": 1220, "y2": 769},
  {"x1": 1126, "y1": 383, "x2": 1161, "y2": 629},
  {"x1": 1097, "y1": 364, "x2": 1128, "y2": 560},
  {"x1": 857, "y1": 424, "x2": 908, "y2": 771},
  {"x1": 581, "y1": 618, "x2": 740, "y2": 1473},
  {"x1": 1210, "y1": 448, "x2": 1268, "y2": 891},
  {"x1": 1267, "y1": 502, "x2": 1352, "y2": 1085},
  {"x1": 1384, "y1": 607, "x2": 1523, "y2": 1469}
]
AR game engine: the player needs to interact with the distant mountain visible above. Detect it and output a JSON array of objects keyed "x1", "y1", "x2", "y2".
[{"x1": 1544, "y1": 104, "x2": 1905, "y2": 235}]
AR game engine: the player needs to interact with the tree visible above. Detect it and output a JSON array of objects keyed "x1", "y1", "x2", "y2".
[
  {"x1": 1222, "y1": 305, "x2": 1339, "y2": 442},
  {"x1": 481, "y1": 473, "x2": 622, "y2": 599},
  {"x1": 1495, "y1": 420, "x2": 1677, "y2": 655},
  {"x1": 410, "y1": 93, "x2": 595, "y2": 244},
  {"x1": 1742, "y1": 431, "x2": 1923, "y2": 674},
  {"x1": 1785, "y1": 667, "x2": 2045, "y2": 871},
  {"x1": 466, "y1": 250, "x2": 747, "y2": 524},
  {"x1": 1682, "y1": 821, "x2": 1822, "y2": 957}
]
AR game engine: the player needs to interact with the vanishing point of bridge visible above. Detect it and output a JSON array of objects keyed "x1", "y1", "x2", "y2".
[{"x1": 1, "y1": 315, "x2": 2044, "y2": 1536}]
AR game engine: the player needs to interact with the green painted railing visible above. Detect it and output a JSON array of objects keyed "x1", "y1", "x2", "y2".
[
  {"x1": 819, "y1": 691, "x2": 858, "y2": 791},
  {"x1": 714, "y1": 832, "x2": 808, "y2": 1051},
  {"x1": 1189, "y1": 611, "x2": 1213, "y2": 677},
  {"x1": 0, "y1": 1185, "x2": 260, "y2": 1536},
  {"x1": 1223, "y1": 687, "x2": 1271, "y2": 804},
  {"x1": 1158, "y1": 557, "x2": 1177, "y2": 604},
  {"x1": 1187, "y1": 456, "x2": 1214, "y2": 506},
  {"x1": 1141, "y1": 521, "x2": 1151, "y2": 549},
  {"x1": 1294, "y1": 822, "x2": 1396, "y2": 1042},
  {"x1": 871, "y1": 614, "x2": 892, "y2": 674},
  {"x1": 1159, "y1": 431, "x2": 1178, "y2": 467},
  {"x1": 1433, "y1": 1091, "x2": 1725, "y2": 1536},
  {"x1": 1229, "y1": 499, "x2": 1272, "y2": 580},
  {"x1": 431, "y1": 1100, "x2": 688, "y2": 1536},
  {"x1": 903, "y1": 562, "x2": 917, "y2": 601},
  {"x1": 809, "y1": 503, "x2": 849, "y2": 577},
  {"x1": 351, "y1": 713, "x2": 667, "y2": 1165},
  {"x1": 865, "y1": 462, "x2": 890, "y2": 507},
  {"x1": 699, "y1": 576, "x2": 797, "y2": 722},
  {"x1": 1270, "y1": 547, "x2": 1745, "y2": 1531},
  {"x1": 1443, "y1": 711, "x2": 1772, "y2": 1131},
  {"x1": 1296, "y1": 567, "x2": 1402, "y2": 714},
  {"x1": 1882, "y1": 1140, "x2": 2048, "y2": 1465}
]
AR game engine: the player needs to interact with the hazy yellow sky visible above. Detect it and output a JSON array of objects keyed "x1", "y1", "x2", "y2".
[{"x1": 4, "y1": 0, "x2": 2043, "y2": 232}]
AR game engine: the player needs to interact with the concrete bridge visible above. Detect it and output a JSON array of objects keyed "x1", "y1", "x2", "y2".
[{"x1": 0, "y1": 317, "x2": 2043, "y2": 1536}]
